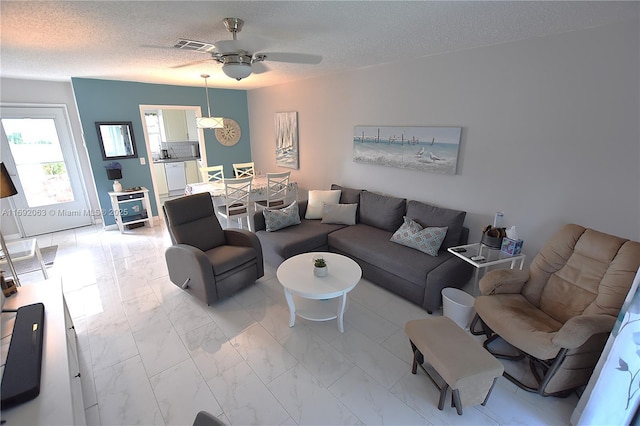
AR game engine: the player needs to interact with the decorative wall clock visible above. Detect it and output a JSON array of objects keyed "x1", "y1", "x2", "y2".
[{"x1": 215, "y1": 118, "x2": 241, "y2": 146}]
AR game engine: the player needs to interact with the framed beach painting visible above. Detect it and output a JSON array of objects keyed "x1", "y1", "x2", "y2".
[
  {"x1": 275, "y1": 112, "x2": 299, "y2": 169},
  {"x1": 353, "y1": 126, "x2": 462, "y2": 175}
]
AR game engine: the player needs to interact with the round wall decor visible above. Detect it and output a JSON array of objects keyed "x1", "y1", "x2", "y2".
[{"x1": 215, "y1": 118, "x2": 241, "y2": 146}]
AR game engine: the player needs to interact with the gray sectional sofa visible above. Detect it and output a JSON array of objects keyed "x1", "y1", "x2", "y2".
[{"x1": 253, "y1": 184, "x2": 474, "y2": 313}]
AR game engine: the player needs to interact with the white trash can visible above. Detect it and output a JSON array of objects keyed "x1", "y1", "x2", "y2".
[{"x1": 441, "y1": 287, "x2": 476, "y2": 330}]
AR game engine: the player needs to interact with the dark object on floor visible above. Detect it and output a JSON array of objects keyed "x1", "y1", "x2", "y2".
[
  {"x1": 193, "y1": 410, "x2": 226, "y2": 426},
  {"x1": 163, "y1": 192, "x2": 264, "y2": 305},
  {"x1": 1, "y1": 303, "x2": 45, "y2": 409},
  {"x1": 1, "y1": 275, "x2": 18, "y2": 297},
  {"x1": 473, "y1": 223, "x2": 640, "y2": 396},
  {"x1": 125, "y1": 221, "x2": 145, "y2": 230}
]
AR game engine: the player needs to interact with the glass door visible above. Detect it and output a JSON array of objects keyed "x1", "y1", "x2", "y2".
[{"x1": 0, "y1": 105, "x2": 91, "y2": 236}]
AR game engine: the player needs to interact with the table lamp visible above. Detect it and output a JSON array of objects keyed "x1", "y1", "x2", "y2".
[
  {"x1": 106, "y1": 167, "x2": 123, "y2": 192},
  {"x1": 0, "y1": 162, "x2": 21, "y2": 287}
]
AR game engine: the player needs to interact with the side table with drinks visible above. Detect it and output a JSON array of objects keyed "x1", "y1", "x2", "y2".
[{"x1": 447, "y1": 243, "x2": 526, "y2": 296}]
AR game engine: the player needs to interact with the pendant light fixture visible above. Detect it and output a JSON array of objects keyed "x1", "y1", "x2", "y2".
[{"x1": 196, "y1": 74, "x2": 224, "y2": 129}]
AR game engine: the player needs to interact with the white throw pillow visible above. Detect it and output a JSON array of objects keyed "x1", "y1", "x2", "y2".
[{"x1": 305, "y1": 190, "x2": 341, "y2": 219}]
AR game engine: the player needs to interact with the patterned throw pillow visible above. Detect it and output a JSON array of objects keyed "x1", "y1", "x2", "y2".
[
  {"x1": 263, "y1": 201, "x2": 301, "y2": 231},
  {"x1": 390, "y1": 216, "x2": 448, "y2": 256}
]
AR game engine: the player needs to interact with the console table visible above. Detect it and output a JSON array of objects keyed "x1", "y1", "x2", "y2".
[
  {"x1": 1, "y1": 279, "x2": 85, "y2": 425},
  {"x1": 108, "y1": 187, "x2": 153, "y2": 233}
]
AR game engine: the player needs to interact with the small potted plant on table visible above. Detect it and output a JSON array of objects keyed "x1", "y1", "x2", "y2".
[{"x1": 313, "y1": 256, "x2": 328, "y2": 277}]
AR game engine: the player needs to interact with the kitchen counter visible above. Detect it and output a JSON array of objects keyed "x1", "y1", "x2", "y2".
[{"x1": 153, "y1": 157, "x2": 200, "y2": 164}]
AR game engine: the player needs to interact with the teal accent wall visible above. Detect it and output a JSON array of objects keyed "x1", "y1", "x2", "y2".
[{"x1": 71, "y1": 78, "x2": 250, "y2": 226}]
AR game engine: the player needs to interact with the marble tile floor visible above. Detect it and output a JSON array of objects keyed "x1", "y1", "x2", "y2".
[{"x1": 16, "y1": 222, "x2": 579, "y2": 425}]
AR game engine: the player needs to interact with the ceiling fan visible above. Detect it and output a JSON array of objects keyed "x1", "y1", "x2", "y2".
[{"x1": 173, "y1": 18, "x2": 322, "y2": 81}]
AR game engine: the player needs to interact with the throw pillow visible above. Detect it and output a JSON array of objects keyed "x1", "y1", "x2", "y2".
[
  {"x1": 263, "y1": 201, "x2": 301, "y2": 232},
  {"x1": 321, "y1": 203, "x2": 358, "y2": 225},
  {"x1": 305, "y1": 190, "x2": 341, "y2": 219},
  {"x1": 406, "y1": 200, "x2": 465, "y2": 249},
  {"x1": 390, "y1": 216, "x2": 448, "y2": 256}
]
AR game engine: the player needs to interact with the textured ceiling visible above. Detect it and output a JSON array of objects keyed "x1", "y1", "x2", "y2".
[{"x1": 1, "y1": 1, "x2": 637, "y2": 90}]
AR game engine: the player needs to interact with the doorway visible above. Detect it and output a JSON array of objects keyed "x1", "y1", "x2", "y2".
[
  {"x1": 138, "y1": 105, "x2": 206, "y2": 211},
  {"x1": 0, "y1": 105, "x2": 92, "y2": 236}
]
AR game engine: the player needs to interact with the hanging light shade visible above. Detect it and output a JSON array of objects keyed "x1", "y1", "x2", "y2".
[
  {"x1": 196, "y1": 117, "x2": 224, "y2": 129},
  {"x1": 222, "y1": 63, "x2": 252, "y2": 81},
  {"x1": 196, "y1": 74, "x2": 224, "y2": 129}
]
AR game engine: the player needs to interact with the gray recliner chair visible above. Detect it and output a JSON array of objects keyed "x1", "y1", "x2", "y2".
[{"x1": 164, "y1": 192, "x2": 264, "y2": 305}]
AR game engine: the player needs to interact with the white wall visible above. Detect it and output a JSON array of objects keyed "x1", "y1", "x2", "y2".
[
  {"x1": 248, "y1": 19, "x2": 640, "y2": 260},
  {"x1": 1, "y1": 78, "x2": 100, "y2": 235}
]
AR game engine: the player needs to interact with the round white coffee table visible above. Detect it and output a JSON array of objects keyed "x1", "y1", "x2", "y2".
[{"x1": 277, "y1": 252, "x2": 362, "y2": 333}]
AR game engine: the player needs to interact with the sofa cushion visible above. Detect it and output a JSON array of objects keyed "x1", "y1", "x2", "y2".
[
  {"x1": 321, "y1": 203, "x2": 357, "y2": 225},
  {"x1": 305, "y1": 190, "x2": 341, "y2": 219},
  {"x1": 406, "y1": 200, "x2": 466, "y2": 249},
  {"x1": 329, "y1": 224, "x2": 451, "y2": 285},
  {"x1": 359, "y1": 191, "x2": 406, "y2": 232},
  {"x1": 257, "y1": 219, "x2": 348, "y2": 260},
  {"x1": 331, "y1": 184, "x2": 364, "y2": 205},
  {"x1": 205, "y1": 245, "x2": 258, "y2": 275},
  {"x1": 391, "y1": 217, "x2": 447, "y2": 256},
  {"x1": 263, "y1": 201, "x2": 301, "y2": 231}
]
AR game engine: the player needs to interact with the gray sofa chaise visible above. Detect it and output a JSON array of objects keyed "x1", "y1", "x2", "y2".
[{"x1": 253, "y1": 184, "x2": 473, "y2": 313}]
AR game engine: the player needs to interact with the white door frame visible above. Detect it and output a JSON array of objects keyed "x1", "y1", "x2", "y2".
[{"x1": 0, "y1": 103, "x2": 93, "y2": 236}]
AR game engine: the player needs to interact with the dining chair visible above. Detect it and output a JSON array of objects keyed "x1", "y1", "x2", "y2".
[
  {"x1": 200, "y1": 165, "x2": 224, "y2": 182},
  {"x1": 233, "y1": 161, "x2": 255, "y2": 178},
  {"x1": 254, "y1": 171, "x2": 291, "y2": 210},
  {"x1": 216, "y1": 176, "x2": 253, "y2": 230}
]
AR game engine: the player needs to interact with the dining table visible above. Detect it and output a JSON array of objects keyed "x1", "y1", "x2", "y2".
[{"x1": 184, "y1": 175, "x2": 298, "y2": 224}]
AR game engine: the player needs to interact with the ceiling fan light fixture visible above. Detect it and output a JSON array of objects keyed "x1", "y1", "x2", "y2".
[
  {"x1": 222, "y1": 63, "x2": 252, "y2": 81},
  {"x1": 197, "y1": 74, "x2": 224, "y2": 129}
]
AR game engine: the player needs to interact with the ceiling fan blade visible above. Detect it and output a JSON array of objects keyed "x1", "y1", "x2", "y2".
[
  {"x1": 250, "y1": 62, "x2": 269, "y2": 74},
  {"x1": 259, "y1": 52, "x2": 322, "y2": 64},
  {"x1": 174, "y1": 39, "x2": 216, "y2": 53},
  {"x1": 213, "y1": 33, "x2": 270, "y2": 52},
  {"x1": 170, "y1": 58, "x2": 212, "y2": 69}
]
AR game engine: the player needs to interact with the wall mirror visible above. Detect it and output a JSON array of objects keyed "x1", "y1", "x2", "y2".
[{"x1": 96, "y1": 121, "x2": 138, "y2": 160}]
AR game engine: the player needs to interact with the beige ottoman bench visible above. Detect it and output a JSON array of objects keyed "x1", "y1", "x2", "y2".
[{"x1": 405, "y1": 316, "x2": 504, "y2": 415}]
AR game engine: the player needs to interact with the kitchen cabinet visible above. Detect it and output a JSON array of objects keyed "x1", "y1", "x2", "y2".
[
  {"x1": 154, "y1": 163, "x2": 168, "y2": 195},
  {"x1": 162, "y1": 110, "x2": 188, "y2": 142},
  {"x1": 185, "y1": 110, "x2": 199, "y2": 141},
  {"x1": 161, "y1": 110, "x2": 199, "y2": 142},
  {"x1": 185, "y1": 160, "x2": 200, "y2": 184}
]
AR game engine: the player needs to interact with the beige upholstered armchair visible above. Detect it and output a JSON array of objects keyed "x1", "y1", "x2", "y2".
[
  {"x1": 164, "y1": 192, "x2": 264, "y2": 305},
  {"x1": 473, "y1": 223, "x2": 640, "y2": 396}
]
